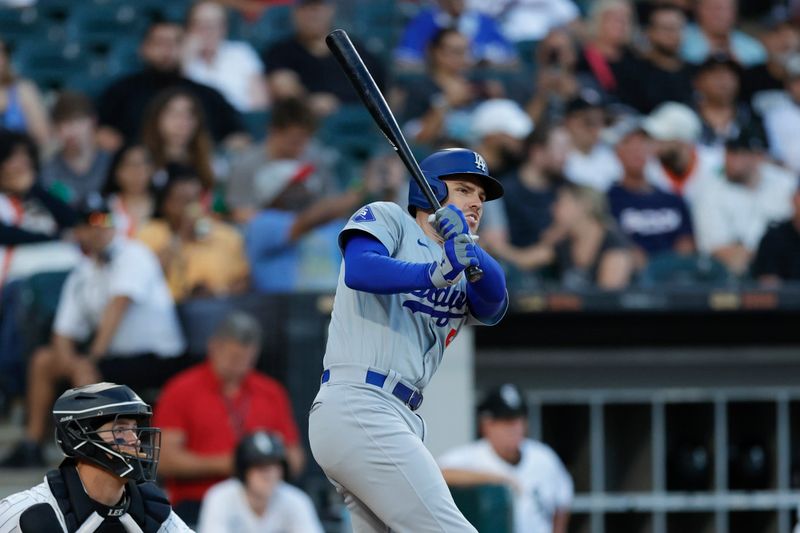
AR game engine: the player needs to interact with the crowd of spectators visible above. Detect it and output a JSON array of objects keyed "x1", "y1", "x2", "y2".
[{"x1": 1, "y1": 0, "x2": 800, "y2": 527}]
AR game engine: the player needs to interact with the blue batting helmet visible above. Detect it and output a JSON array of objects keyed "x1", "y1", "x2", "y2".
[{"x1": 408, "y1": 148, "x2": 504, "y2": 215}]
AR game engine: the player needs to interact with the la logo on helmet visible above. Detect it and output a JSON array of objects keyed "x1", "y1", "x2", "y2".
[{"x1": 474, "y1": 153, "x2": 487, "y2": 173}]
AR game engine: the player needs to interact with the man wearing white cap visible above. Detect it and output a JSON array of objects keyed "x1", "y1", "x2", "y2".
[
  {"x1": 469, "y1": 99, "x2": 534, "y2": 178},
  {"x1": 643, "y1": 102, "x2": 719, "y2": 208}
]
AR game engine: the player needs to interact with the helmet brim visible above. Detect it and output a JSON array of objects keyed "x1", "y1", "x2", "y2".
[{"x1": 440, "y1": 172, "x2": 504, "y2": 202}]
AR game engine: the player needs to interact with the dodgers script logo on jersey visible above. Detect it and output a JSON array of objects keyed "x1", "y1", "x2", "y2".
[{"x1": 402, "y1": 285, "x2": 467, "y2": 327}]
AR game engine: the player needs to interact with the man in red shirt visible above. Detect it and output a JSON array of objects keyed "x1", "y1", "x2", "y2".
[{"x1": 154, "y1": 311, "x2": 303, "y2": 524}]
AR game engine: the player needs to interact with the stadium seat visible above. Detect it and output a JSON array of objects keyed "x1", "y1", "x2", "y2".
[
  {"x1": 104, "y1": 38, "x2": 142, "y2": 77},
  {"x1": 639, "y1": 253, "x2": 732, "y2": 287},
  {"x1": 241, "y1": 110, "x2": 271, "y2": 141},
  {"x1": 236, "y1": 5, "x2": 294, "y2": 53},
  {"x1": 14, "y1": 41, "x2": 93, "y2": 91},
  {"x1": 177, "y1": 296, "x2": 241, "y2": 358},
  {"x1": 317, "y1": 105, "x2": 382, "y2": 163},
  {"x1": 65, "y1": 3, "x2": 146, "y2": 54},
  {"x1": 15, "y1": 271, "x2": 70, "y2": 355},
  {"x1": 0, "y1": 7, "x2": 52, "y2": 49},
  {"x1": 449, "y1": 484, "x2": 514, "y2": 532},
  {"x1": 347, "y1": 0, "x2": 399, "y2": 61}
]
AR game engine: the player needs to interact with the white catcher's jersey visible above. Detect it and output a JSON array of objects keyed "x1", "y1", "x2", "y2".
[
  {"x1": 438, "y1": 439, "x2": 574, "y2": 533},
  {"x1": 0, "y1": 479, "x2": 192, "y2": 533},
  {"x1": 324, "y1": 202, "x2": 504, "y2": 390}
]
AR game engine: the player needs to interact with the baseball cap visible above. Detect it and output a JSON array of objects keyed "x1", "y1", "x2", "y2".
[
  {"x1": 565, "y1": 88, "x2": 605, "y2": 116},
  {"x1": 253, "y1": 160, "x2": 315, "y2": 207},
  {"x1": 642, "y1": 102, "x2": 702, "y2": 143},
  {"x1": 601, "y1": 115, "x2": 649, "y2": 146},
  {"x1": 478, "y1": 384, "x2": 528, "y2": 419},
  {"x1": 75, "y1": 192, "x2": 114, "y2": 228},
  {"x1": 725, "y1": 123, "x2": 768, "y2": 152},
  {"x1": 470, "y1": 99, "x2": 534, "y2": 141},
  {"x1": 695, "y1": 53, "x2": 742, "y2": 77}
]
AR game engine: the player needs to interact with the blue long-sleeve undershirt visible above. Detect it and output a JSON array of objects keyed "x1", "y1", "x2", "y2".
[{"x1": 343, "y1": 233, "x2": 507, "y2": 320}]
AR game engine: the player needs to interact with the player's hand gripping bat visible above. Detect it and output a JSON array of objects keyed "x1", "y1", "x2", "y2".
[{"x1": 325, "y1": 28, "x2": 484, "y2": 283}]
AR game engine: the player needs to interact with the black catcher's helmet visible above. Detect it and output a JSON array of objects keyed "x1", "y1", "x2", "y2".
[
  {"x1": 235, "y1": 431, "x2": 286, "y2": 483},
  {"x1": 53, "y1": 382, "x2": 161, "y2": 482}
]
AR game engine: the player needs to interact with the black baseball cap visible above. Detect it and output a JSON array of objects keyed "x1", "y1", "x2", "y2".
[
  {"x1": 695, "y1": 53, "x2": 743, "y2": 77},
  {"x1": 725, "y1": 122, "x2": 768, "y2": 153},
  {"x1": 74, "y1": 193, "x2": 113, "y2": 227},
  {"x1": 478, "y1": 384, "x2": 528, "y2": 420},
  {"x1": 565, "y1": 88, "x2": 605, "y2": 116}
]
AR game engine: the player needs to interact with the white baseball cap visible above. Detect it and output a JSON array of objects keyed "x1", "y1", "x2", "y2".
[
  {"x1": 470, "y1": 99, "x2": 534, "y2": 141},
  {"x1": 254, "y1": 160, "x2": 315, "y2": 207},
  {"x1": 642, "y1": 102, "x2": 702, "y2": 143}
]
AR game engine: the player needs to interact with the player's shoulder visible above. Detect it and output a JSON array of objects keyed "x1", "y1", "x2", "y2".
[
  {"x1": 349, "y1": 201, "x2": 407, "y2": 223},
  {"x1": 0, "y1": 481, "x2": 60, "y2": 531},
  {"x1": 274, "y1": 482, "x2": 316, "y2": 511},
  {"x1": 438, "y1": 439, "x2": 489, "y2": 464},
  {"x1": 203, "y1": 478, "x2": 241, "y2": 503}
]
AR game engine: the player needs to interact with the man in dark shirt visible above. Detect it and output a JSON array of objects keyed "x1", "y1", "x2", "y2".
[
  {"x1": 752, "y1": 186, "x2": 800, "y2": 283},
  {"x1": 96, "y1": 19, "x2": 246, "y2": 150},
  {"x1": 605, "y1": 118, "x2": 695, "y2": 267},
  {"x1": 263, "y1": 0, "x2": 385, "y2": 116},
  {"x1": 621, "y1": 4, "x2": 694, "y2": 113},
  {"x1": 741, "y1": 20, "x2": 800, "y2": 110}
]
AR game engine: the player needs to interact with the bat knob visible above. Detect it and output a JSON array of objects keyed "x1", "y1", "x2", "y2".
[{"x1": 466, "y1": 265, "x2": 483, "y2": 283}]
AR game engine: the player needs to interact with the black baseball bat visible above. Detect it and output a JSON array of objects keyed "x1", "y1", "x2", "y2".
[{"x1": 325, "y1": 28, "x2": 483, "y2": 283}]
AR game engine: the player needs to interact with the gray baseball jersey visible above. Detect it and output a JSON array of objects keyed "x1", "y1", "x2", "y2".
[{"x1": 323, "y1": 201, "x2": 503, "y2": 390}]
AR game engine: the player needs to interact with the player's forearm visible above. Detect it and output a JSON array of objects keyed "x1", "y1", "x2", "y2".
[
  {"x1": 344, "y1": 234, "x2": 434, "y2": 293},
  {"x1": 467, "y1": 246, "x2": 507, "y2": 319},
  {"x1": 441, "y1": 468, "x2": 513, "y2": 488},
  {"x1": 553, "y1": 510, "x2": 570, "y2": 533}
]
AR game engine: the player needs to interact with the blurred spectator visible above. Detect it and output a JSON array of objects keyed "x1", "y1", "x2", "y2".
[
  {"x1": 155, "y1": 311, "x2": 303, "y2": 524},
  {"x1": 439, "y1": 384, "x2": 573, "y2": 533},
  {"x1": 40, "y1": 92, "x2": 112, "y2": 207},
  {"x1": 752, "y1": 185, "x2": 800, "y2": 284},
  {"x1": 0, "y1": 194, "x2": 185, "y2": 468},
  {"x1": 394, "y1": 0, "x2": 517, "y2": 68},
  {"x1": 764, "y1": 54, "x2": 800, "y2": 175},
  {"x1": 605, "y1": 118, "x2": 695, "y2": 269},
  {"x1": 681, "y1": 0, "x2": 767, "y2": 67},
  {"x1": 197, "y1": 431, "x2": 323, "y2": 533},
  {"x1": 524, "y1": 28, "x2": 581, "y2": 125},
  {"x1": 693, "y1": 54, "x2": 766, "y2": 151},
  {"x1": 0, "y1": 38, "x2": 50, "y2": 147},
  {"x1": 141, "y1": 87, "x2": 216, "y2": 205},
  {"x1": 395, "y1": 29, "x2": 503, "y2": 146},
  {"x1": 742, "y1": 20, "x2": 800, "y2": 112},
  {"x1": 102, "y1": 144, "x2": 158, "y2": 238},
  {"x1": 562, "y1": 91, "x2": 622, "y2": 191},
  {"x1": 481, "y1": 125, "x2": 571, "y2": 274},
  {"x1": 550, "y1": 182, "x2": 634, "y2": 289},
  {"x1": 0, "y1": 130, "x2": 78, "y2": 288},
  {"x1": 245, "y1": 152, "x2": 403, "y2": 293},
  {"x1": 264, "y1": 0, "x2": 384, "y2": 117},
  {"x1": 138, "y1": 166, "x2": 249, "y2": 303},
  {"x1": 621, "y1": 4, "x2": 694, "y2": 113},
  {"x1": 643, "y1": 102, "x2": 716, "y2": 207},
  {"x1": 183, "y1": 0, "x2": 268, "y2": 112},
  {"x1": 470, "y1": 98, "x2": 533, "y2": 176},
  {"x1": 692, "y1": 127, "x2": 795, "y2": 276},
  {"x1": 226, "y1": 98, "x2": 337, "y2": 224},
  {"x1": 97, "y1": 19, "x2": 247, "y2": 151},
  {"x1": 575, "y1": 0, "x2": 639, "y2": 102},
  {"x1": 467, "y1": 0, "x2": 580, "y2": 43}
]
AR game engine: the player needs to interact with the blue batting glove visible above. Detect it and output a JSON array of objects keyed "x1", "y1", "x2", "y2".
[
  {"x1": 428, "y1": 234, "x2": 479, "y2": 288},
  {"x1": 432, "y1": 205, "x2": 470, "y2": 241}
]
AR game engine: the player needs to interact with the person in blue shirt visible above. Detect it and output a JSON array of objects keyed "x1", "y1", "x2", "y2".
[
  {"x1": 394, "y1": 0, "x2": 517, "y2": 68},
  {"x1": 605, "y1": 118, "x2": 695, "y2": 268},
  {"x1": 244, "y1": 154, "x2": 404, "y2": 293}
]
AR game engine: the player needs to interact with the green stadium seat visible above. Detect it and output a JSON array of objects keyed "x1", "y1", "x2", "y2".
[
  {"x1": 236, "y1": 5, "x2": 294, "y2": 53},
  {"x1": 14, "y1": 41, "x2": 92, "y2": 91},
  {"x1": 0, "y1": 7, "x2": 51, "y2": 49},
  {"x1": 317, "y1": 105, "x2": 382, "y2": 163},
  {"x1": 66, "y1": 3, "x2": 146, "y2": 53},
  {"x1": 105, "y1": 38, "x2": 142, "y2": 77},
  {"x1": 16, "y1": 270, "x2": 71, "y2": 354},
  {"x1": 449, "y1": 484, "x2": 515, "y2": 532},
  {"x1": 241, "y1": 110, "x2": 271, "y2": 141}
]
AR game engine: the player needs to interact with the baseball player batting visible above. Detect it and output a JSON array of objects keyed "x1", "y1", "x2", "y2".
[{"x1": 308, "y1": 147, "x2": 509, "y2": 532}]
